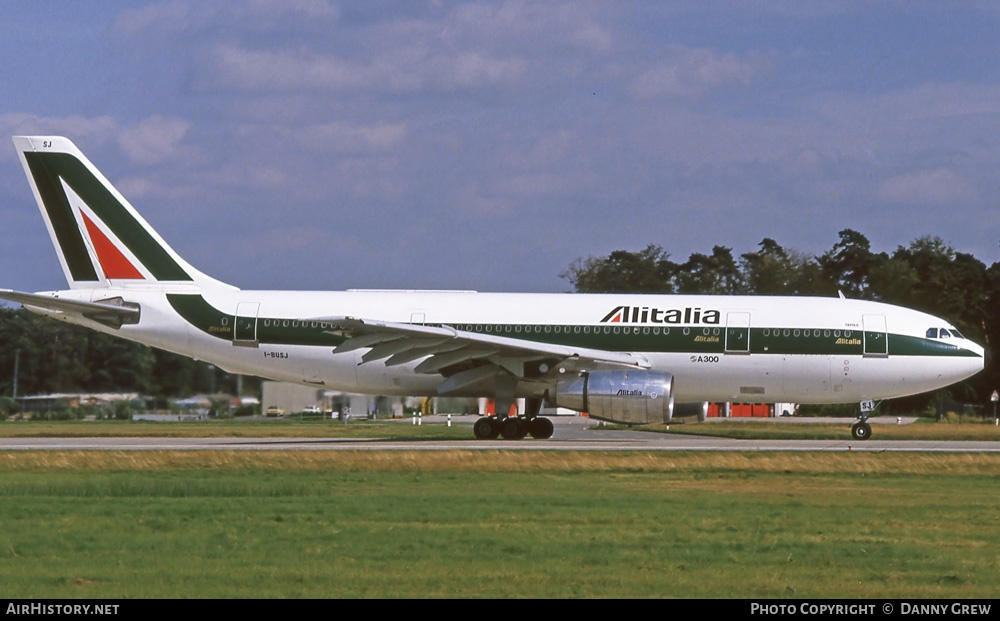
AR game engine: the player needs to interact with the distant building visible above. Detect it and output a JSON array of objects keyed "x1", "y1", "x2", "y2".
[{"x1": 18, "y1": 392, "x2": 139, "y2": 412}]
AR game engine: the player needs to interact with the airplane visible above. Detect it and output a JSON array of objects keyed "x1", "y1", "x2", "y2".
[{"x1": 0, "y1": 136, "x2": 985, "y2": 441}]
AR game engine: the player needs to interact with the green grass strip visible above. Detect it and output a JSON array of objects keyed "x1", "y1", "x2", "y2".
[{"x1": 1, "y1": 451, "x2": 999, "y2": 598}]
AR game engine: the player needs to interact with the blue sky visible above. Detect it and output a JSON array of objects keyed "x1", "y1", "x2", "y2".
[{"x1": 2, "y1": 1, "x2": 999, "y2": 294}]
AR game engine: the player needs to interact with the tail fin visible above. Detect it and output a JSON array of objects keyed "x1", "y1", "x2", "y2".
[{"x1": 12, "y1": 136, "x2": 234, "y2": 291}]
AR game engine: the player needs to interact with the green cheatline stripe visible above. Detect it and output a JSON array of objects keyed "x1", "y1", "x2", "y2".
[
  {"x1": 25, "y1": 152, "x2": 192, "y2": 282},
  {"x1": 167, "y1": 294, "x2": 980, "y2": 358},
  {"x1": 167, "y1": 294, "x2": 346, "y2": 347},
  {"x1": 24, "y1": 153, "x2": 99, "y2": 281}
]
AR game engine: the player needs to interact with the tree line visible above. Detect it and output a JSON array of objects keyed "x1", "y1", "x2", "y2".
[
  {"x1": 0, "y1": 308, "x2": 255, "y2": 403},
  {"x1": 562, "y1": 230, "x2": 998, "y2": 406}
]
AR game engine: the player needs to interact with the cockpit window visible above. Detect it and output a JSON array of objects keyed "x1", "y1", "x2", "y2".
[{"x1": 927, "y1": 327, "x2": 965, "y2": 339}]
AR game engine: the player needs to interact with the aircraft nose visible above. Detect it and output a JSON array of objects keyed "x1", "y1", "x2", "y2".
[{"x1": 964, "y1": 340, "x2": 986, "y2": 374}]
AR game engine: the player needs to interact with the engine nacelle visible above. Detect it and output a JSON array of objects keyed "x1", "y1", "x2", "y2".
[
  {"x1": 551, "y1": 370, "x2": 674, "y2": 425},
  {"x1": 673, "y1": 401, "x2": 710, "y2": 422}
]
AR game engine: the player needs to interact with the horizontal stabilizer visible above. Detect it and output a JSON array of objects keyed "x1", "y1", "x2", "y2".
[{"x1": 0, "y1": 289, "x2": 139, "y2": 328}]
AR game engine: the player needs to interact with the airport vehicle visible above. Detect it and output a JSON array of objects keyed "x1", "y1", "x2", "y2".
[{"x1": 0, "y1": 136, "x2": 985, "y2": 440}]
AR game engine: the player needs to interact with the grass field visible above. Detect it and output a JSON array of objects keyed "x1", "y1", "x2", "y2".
[{"x1": 1, "y1": 450, "x2": 998, "y2": 598}]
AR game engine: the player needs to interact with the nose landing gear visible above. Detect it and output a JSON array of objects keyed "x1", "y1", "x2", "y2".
[
  {"x1": 851, "y1": 419, "x2": 872, "y2": 440},
  {"x1": 851, "y1": 399, "x2": 876, "y2": 440}
]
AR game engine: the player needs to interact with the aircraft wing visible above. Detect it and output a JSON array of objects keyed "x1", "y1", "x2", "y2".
[
  {"x1": 323, "y1": 316, "x2": 651, "y2": 395},
  {"x1": 0, "y1": 289, "x2": 139, "y2": 328}
]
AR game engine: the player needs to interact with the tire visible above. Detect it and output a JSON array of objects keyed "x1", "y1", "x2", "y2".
[
  {"x1": 527, "y1": 417, "x2": 554, "y2": 440},
  {"x1": 474, "y1": 417, "x2": 499, "y2": 440},
  {"x1": 501, "y1": 418, "x2": 527, "y2": 440},
  {"x1": 851, "y1": 421, "x2": 871, "y2": 441}
]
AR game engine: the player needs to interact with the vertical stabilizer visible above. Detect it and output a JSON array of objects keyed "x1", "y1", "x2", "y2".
[{"x1": 12, "y1": 136, "x2": 234, "y2": 291}]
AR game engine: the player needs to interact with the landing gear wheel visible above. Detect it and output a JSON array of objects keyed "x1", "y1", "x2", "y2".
[
  {"x1": 474, "y1": 417, "x2": 500, "y2": 440},
  {"x1": 851, "y1": 421, "x2": 872, "y2": 441},
  {"x1": 527, "y1": 417, "x2": 554, "y2": 440},
  {"x1": 501, "y1": 417, "x2": 528, "y2": 440}
]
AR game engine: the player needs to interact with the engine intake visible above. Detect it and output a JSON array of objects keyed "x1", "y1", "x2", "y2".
[{"x1": 551, "y1": 370, "x2": 674, "y2": 425}]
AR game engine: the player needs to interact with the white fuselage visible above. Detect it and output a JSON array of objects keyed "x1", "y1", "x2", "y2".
[{"x1": 36, "y1": 287, "x2": 985, "y2": 405}]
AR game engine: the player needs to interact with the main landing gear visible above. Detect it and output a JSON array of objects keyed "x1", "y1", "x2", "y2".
[
  {"x1": 473, "y1": 387, "x2": 554, "y2": 440},
  {"x1": 473, "y1": 416, "x2": 554, "y2": 440}
]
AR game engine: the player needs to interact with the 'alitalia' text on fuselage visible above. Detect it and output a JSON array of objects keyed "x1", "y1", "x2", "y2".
[{"x1": 601, "y1": 305, "x2": 721, "y2": 325}]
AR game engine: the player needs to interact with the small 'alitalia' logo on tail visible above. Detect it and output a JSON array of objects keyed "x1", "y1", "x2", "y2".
[{"x1": 601, "y1": 305, "x2": 721, "y2": 325}]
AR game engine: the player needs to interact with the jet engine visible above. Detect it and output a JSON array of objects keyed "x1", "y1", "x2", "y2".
[
  {"x1": 550, "y1": 370, "x2": 674, "y2": 425},
  {"x1": 673, "y1": 401, "x2": 710, "y2": 422}
]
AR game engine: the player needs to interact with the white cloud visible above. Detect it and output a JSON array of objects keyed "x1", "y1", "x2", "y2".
[
  {"x1": 154, "y1": 1, "x2": 607, "y2": 98},
  {"x1": 808, "y1": 82, "x2": 1000, "y2": 125},
  {"x1": 204, "y1": 43, "x2": 525, "y2": 94},
  {"x1": 449, "y1": 51, "x2": 525, "y2": 88},
  {"x1": 0, "y1": 113, "x2": 116, "y2": 139},
  {"x1": 522, "y1": 129, "x2": 576, "y2": 167},
  {"x1": 114, "y1": 0, "x2": 338, "y2": 37},
  {"x1": 877, "y1": 168, "x2": 976, "y2": 205},
  {"x1": 449, "y1": 1, "x2": 614, "y2": 53},
  {"x1": 319, "y1": 122, "x2": 407, "y2": 152},
  {"x1": 506, "y1": 173, "x2": 570, "y2": 196},
  {"x1": 114, "y1": 176, "x2": 157, "y2": 200},
  {"x1": 206, "y1": 45, "x2": 362, "y2": 92},
  {"x1": 631, "y1": 46, "x2": 766, "y2": 99},
  {"x1": 204, "y1": 162, "x2": 291, "y2": 191},
  {"x1": 0, "y1": 114, "x2": 117, "y2": 162},
  {"x1": 117, "y1": 116, "x2": 192, "y2": 165},
  {"x1": 113, "y1": 1, "x2": 193, "y2": 36}
]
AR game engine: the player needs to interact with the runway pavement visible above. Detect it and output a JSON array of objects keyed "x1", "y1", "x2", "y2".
[{"x1": 3, "y1": 415, "x2": 1000, "y2": 452}]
